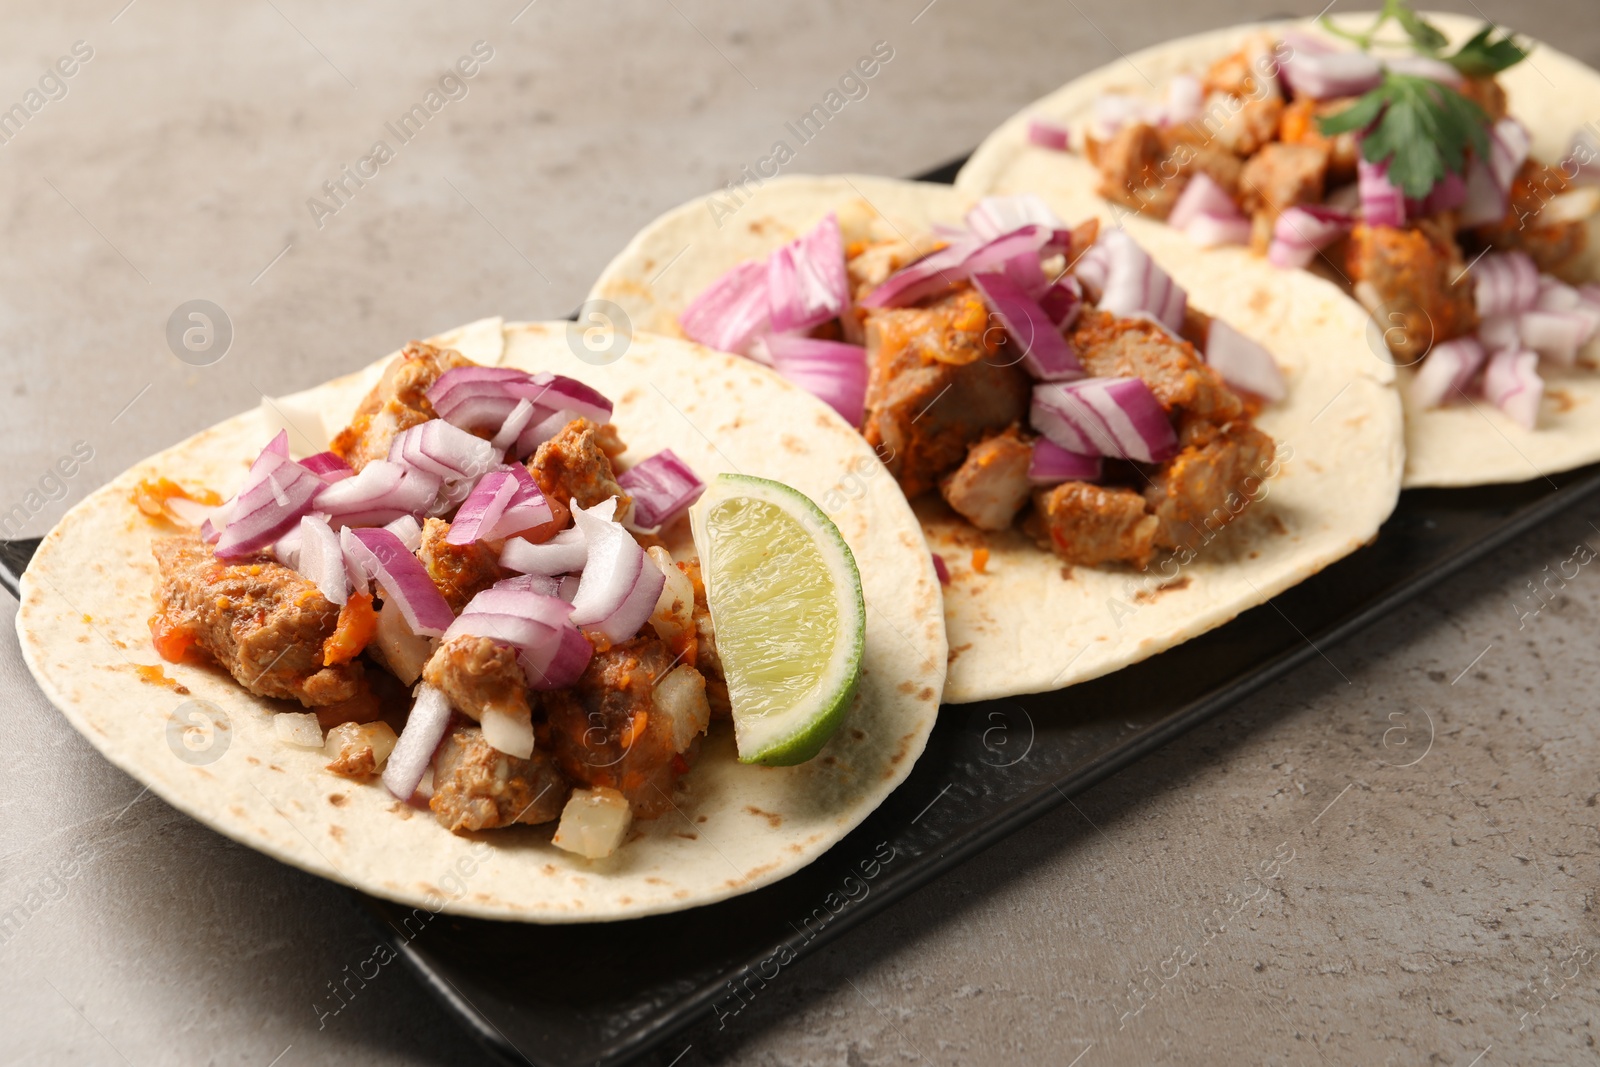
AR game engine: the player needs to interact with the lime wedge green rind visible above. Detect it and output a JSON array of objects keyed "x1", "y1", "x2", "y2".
[{"x1": 690, "y1": 474, "x2": 866, "y2": 767}]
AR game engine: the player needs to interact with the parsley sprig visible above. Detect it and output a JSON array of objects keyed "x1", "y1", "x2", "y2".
[
  {"x1": 1313, "y1": 1, "x2": 1526, "y2": 199},
  {"x1": 1319, "y1": 0, "x2": 1527, "y2": 75},
  {"x1": 1319, "y1": 74, "x2": 1489, "y2": 199}
]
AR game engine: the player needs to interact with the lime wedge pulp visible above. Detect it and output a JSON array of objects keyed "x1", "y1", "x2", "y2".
[{"x1": 690, "y1": 474, "x2": 865, "y2": 766}]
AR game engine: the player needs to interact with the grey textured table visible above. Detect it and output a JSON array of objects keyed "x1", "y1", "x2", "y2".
[{"x1": 3, "y1": 1, "x2": 1598, "y2": 1064}]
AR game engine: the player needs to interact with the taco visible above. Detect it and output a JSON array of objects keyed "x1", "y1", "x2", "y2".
[
  {"x1": 16, "y1": 319, "x2": 945, "y2": 922},
  {"x1": 955, "y1": 9, "x2": 1600, "y2": 487},
  {"x1": 588, "y1": 174, "x2": 1402, "y2": 702}
]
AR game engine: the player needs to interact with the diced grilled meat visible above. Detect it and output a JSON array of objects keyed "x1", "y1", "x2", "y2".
[
  {"x1": 423, "y1": 635, "x2": 531, "y2": 725},
  {"x1": 329, "y1": 341, "x2": 472, "y2": 471},
  {"x1": 542, "y1": 636, "x2": 703, "y2": 818},
  {"x1": 1095, "y1": 122, "x2": 1245, "y2": 221},
  {"x1": 1143, "y1": 424, "x2": 1276, "y2": 550},
  {"x1": 1347, "y1": 221, "x2": 1478, "y2": 361},
  {"x1": 1460, "y1": 76, "x2": 1508, "y2": 123},
  {"x1": 940, "y1": 426, "x2": 1035, "y2": 531},
  {"x1": 150, "y1": 535, "x2": 366, "y2": 706},
  {"x1": 1071, "y1": 309, "x2": 1243, "y2": 424},
  {"x1": 848, "y1": 237, "x2": 939, "y2": 301},
  {"x1": 1471, "y1": 160, "x2": 1592, "y2": 275},
  {"x1": 861, "y1": 286, "x2": 1032, "y2": 498},
  {"x1": 1211, "y1": 94, "x2": 1285, "y2": 158},
  {"x1": 418, "y1": 517, "x2": 508, "y2": 613},
  {"x1": 1032, "y1": 482, "x2": 1159, "y2": 568},
  {"x1": 1278, "y1": 97, "x2": 1360, "y2": 184},
  {"x1": 530, "y1": 417, "x2": 631, "y2": 518},
  {"x1": 429, "y1": 725, "x2": 569, "y2": 833},
  {"x1": 1239, "y1": 142, "x2": 1328, "y2": 249}
]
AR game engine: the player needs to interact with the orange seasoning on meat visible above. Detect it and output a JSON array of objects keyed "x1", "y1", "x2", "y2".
[
  {"x1": 149, "y1": 611, "x2": 197, "y2": 663},
  {"x1": 971, "y1": 547, "x2": 990, "y2": 574},
  {"x1": 323, "y1": 591, "x2": 378, "y2": 666},
  {"x1": 130, "y1": 477, "x2": 221, "y2": 520}
]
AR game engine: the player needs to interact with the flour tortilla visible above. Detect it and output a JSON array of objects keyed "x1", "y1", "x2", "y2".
[
  {"x1": 16, "y1": 321, "x2": 945, "y2": 923},
  {"x1": 588, "y1": 174, "x2": 1403, "y2": 702},
  {"x1": 954, "y1": 12, "x2": 1600, "y2": 488}
]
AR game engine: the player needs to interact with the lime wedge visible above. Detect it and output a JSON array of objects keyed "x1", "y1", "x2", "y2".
[{"x1": 690, "y1": 474, "x2": 865, "y2": 766}]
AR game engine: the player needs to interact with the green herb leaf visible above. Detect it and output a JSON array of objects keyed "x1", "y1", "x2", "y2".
[
  {"x1": 1445, "y1": 25, "x2": 1528, "y2": 76},
  {"x1": 1391, "y1": 3, "x2": 1449, "y2": 54},
  {"x1": 1316, "y1": 73, "x2": 1491, "y2": 200}
]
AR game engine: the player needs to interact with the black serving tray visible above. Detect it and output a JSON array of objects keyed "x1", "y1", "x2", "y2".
[{"x1": 9, "y1": 161, "x2": 1600, "y2": 1067}]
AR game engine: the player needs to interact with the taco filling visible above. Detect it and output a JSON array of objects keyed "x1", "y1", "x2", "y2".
[
  {"x1": 138, "y1": 341, "x2": 824, "y2": 858},
  {"x1": 1066, "y1": 4, "x2": 1600, "y2": 428},
  {"x1": 678, "y1": 197, "x2": 1282, "y2": 568}
]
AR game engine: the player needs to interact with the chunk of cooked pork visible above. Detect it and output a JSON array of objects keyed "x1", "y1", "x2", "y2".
[
  {"x1": 151, "y1": 535, "x2": 366, "y2": 706},
  {"x1": 429, "y1": 725, "x2": 569, "y2": 833},
  {"x1": 329, "y1": 341, "x2": 472, "y2": 471},
  {"x1": 940, "y1": 426, "x2": 1035, "y2": 532}
]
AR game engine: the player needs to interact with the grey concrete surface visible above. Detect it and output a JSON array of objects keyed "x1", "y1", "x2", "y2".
[{"x1": 1, "y1": 1, "x2": 1598, "y2": 1064}]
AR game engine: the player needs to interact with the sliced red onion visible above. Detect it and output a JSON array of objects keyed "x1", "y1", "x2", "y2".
[
  {"x1": 1478, "y1": 314, "x2": 1521, "y2": 353},
  {"x1": 1167, "y1": 173, "x2": 1240, "y2": 232},
  {"x1": 680, "y1": 258, "x2": 771, "y2": 355},
  {"x1": 1539, "y1": 278, "x2": 1600, "y2": 337},
  {"x1": 1519, "y1": 310, "x2": 1597, "y2": 366},
  {"x1": 300, "y1": 452, "x2": 354, "y2": 482},
  {"x1": 1383, "y1": 55, "x2": 1463, "y2": 88},
  {"x1": 1207, "y1": 320, "x2": 1287, "y2": 402},
  {"x1": 389, "y1": 419, "x2": 499, "y2": 483},
  {"x1": 1281, "y1": 49, "x2": 1383, "y2": 100},
  {"x1": 1489, "y1": 118, "x2": 1532, "y2": 192},
  {"x1": 1028, "y1": 437, "x2": 1103, "y2": 486},
  {"x1": 1073, "y1": 243, "x2": 1110, "y2": 299},
  {"x1": 214, "y1": 448, "x2": 322, "y2": 560},
  {"x1": 1483, "y1": 348, "x2": 1543, "y2": 429},
  {"x1": 295, "y1": 514, "x2": 348, "y2": 606},
  {"x1": 1000, "y1": 250, "x2": 1050, "y2": 299},
  {"x1": 514, "y1": 408, "x2": 581, "y2": 458},
  {"x1": 491, "y1": 398, "x2": 536, "y2": 454},
  {"x1": 766, "y1": 213, "x2": 849, "y2": 335},
  {"x1": 1030, "y1": 378, "x2": 1178, "y2": 463},
  {"x1": 462, "y1": 586, "x2": 575, "y2": 626},
  {"x1": 344, "y1": 526, "x2": 455, "y2": 637},
  {"x1": 931, "y1": 552, "x2": 950, "y2": 586},
  {"x1": 314, "y1": 459, "x2": 442, "y2": 527},
  {"x1": 568, "y1": 499, "x2": 665, "y2": 644},
  {"x1": 1409, "y1": 337, "x2": 1486, "y2": 409},
  {"x1": 382, "y1": 683, "x2": 452, "y2": 801},
  {"x1": 1267, "y1": 205, "x2": 1354, "y2": 269},
  {"x1": 1474, "y1": 252, "x2": 1541, "y2": 318},
  {"x1": 556, "y1": 574, "x2": 581, "y2": 603},
  {"x1": 494, "y1": 572, "x2": 559, "y2": 597},
  {"x1": 482, "y1": 464, "x2": 554, "y2": 539},
  {"x1": 1183, "y1": 214, "x2": 1253, "y2": 248},
  {"x1": 1414, "y1": 171, "x2": 1467, "y2": 216},
  {"x1": 966, "y1": 195, "x2": 1064, "y2": 241},
  {"x1": 1162, "y1": 74, "x2": 1204, "y2": 126},
  {"x1": 972, "y1": 271, "x2": 1084, "y2": 382},
  {"x1": 1095, "y1": 228, "x2": 1186, "y2": 333},
  {"x1": 617, "y1": 449, "x2": 706, "y2": 530},
  {"x1": 1459, "y1": 156, "x2": 1507, "y2": 228},
  {"x1": 524, "y1": 624, "x2": 593, "y2": 690},
  {"x1": 511, "y1": 373, "x2": 613, "y2": 426},
  {"x1": 426, "y1": 367, "x2": 533, "y2": 433},
  {"x1": 272, "y1": 524, "x2": 302, "y2": 570},
  {"x1": 1358, "y1": 159, "x2": 1406, "y2": 228},
  {"x1": 446, "y1": 469, "x2": 520, "y2": 546},
  {"x1": 1039, "y1": 277, "x2": 1083, "y2": 329},
  {"x1": 1566, "y1": 127, "x2": 1600, "y2": 186},
  {"x1": 860, "y1": 225, "x2": 1053, "y2": 309},
  {"x1": 1026, "y1": 117, "x2": 1070, "y2": 151},
  {"x1": 385, "y1": 514, "x2": 423, "y2": 553},
  {"x1": 751, "y1": 335, "x2": 871, "y2": 426},
  {"x1": 501, "y1": 527, "x2": 587, "y2": 576}
]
